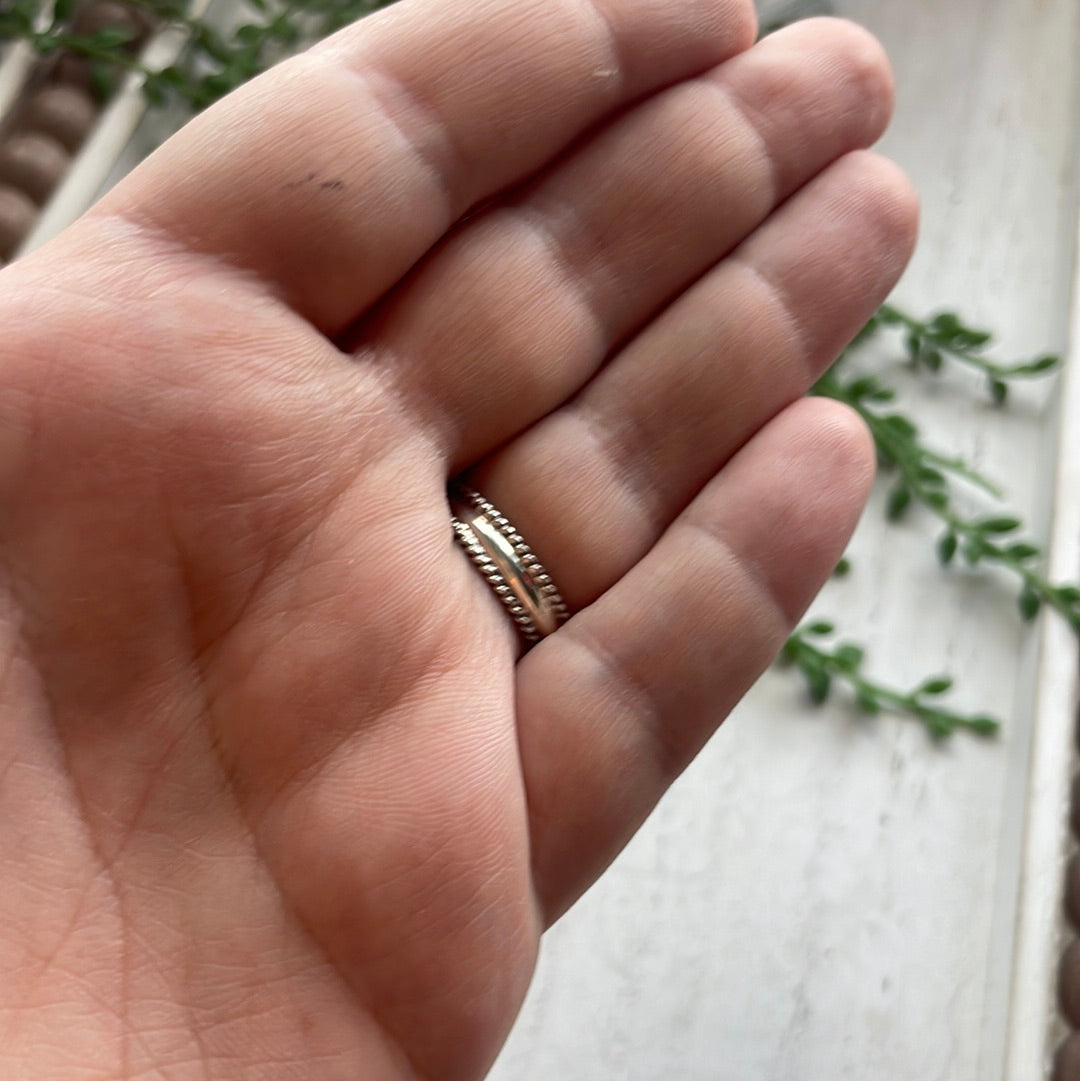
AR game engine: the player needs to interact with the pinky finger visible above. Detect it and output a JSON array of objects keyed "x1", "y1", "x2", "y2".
[{"x1": 516, "y1": 397, "x2": 874, "y2": 922}]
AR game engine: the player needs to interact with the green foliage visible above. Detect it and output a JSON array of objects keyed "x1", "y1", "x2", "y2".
[
  {"x1": 867, "y1": 304, "x2": 1061, "y2": 404},
  {"x1": 781, "y1": 624, "x2": 999, "y2": 740},
  {"x1": 816, "y1": 314, "x2": 1080, "y2": 638},
  {"x1": 806, "y1": 304, "x2": 1075, "y2": 736},
  {"x1": 1, "y1": 0, "x2": 404, "y2": 108},
  {"x1": 0, "y1": 0, "x2": 39, "y2": 39}
]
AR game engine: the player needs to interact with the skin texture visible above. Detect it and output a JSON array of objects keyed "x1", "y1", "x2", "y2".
[{"x1": 0, "y1": 1, "x2": 917, "y2": 1078}]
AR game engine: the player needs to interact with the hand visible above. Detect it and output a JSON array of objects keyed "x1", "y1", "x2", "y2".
[{"x1": 0, "y1": 2, "x2": 915, "y2": 1078}]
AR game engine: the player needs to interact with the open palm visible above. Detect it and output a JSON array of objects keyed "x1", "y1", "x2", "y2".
[{"x1": 0, "y1": 1, "x2": 915, "y2": 1078}]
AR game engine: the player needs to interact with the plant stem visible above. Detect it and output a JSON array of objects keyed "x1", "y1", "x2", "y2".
[{"x1": 781, "y1": 624, "x2": 999, "y2": 739}]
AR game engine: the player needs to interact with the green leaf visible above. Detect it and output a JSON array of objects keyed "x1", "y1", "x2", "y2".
[
  {"x1": 0, "y1": 7, "x2": 33, "y2": 34},
  {"x1": 1057, "y1": 585, "x2": 1080, "y2": 604},
  {"x1": 963, "y1": 538, "x2": 985, "y2": 565},
  {"x1": 198, "y1": 71, "x2": 241, "y2": 102},
  {"x1": 1018, "y1": 588, "x2": 1041, "y2": 621},
  {"x1": 887, "y1": 485, "x2": 912, "y2": 521},
  {"x1": 1013, "y1": 354, "x2": 1060, "y2": 375},
  {"x1": 883, "y1": 414, "x2": 918, "y2": 440},
  {"x1": 53, "y1": 0, "x2": 78, "y2": 24},
  {"x1": 847, "y1": 376, "x2": 880, "y2": 399},
  {"x1": 142, "y1": 76, "x2": 165, "y2": 105},
  {"x1": 833, "y1": 644, "x2": 865, "y2": 673},
  {"x1": 832, "y1": 557, "x2": 852, "y2": 578},
  {"x1": 929, "y1": 312, "x2": 962, "y2": 336},
  {"x1": 194, "y1": 23, "x2": 232, "y2": 61},
  {"x1": 966, "y1": 716, "x2": 1000, "y2": 737},
  {"x1": 233, "y1": 23, "x2": 265, "y2": 46},
  {"x1": 88, "y1": 59, "x2": 117, "y2": 102},
  {"x1": 918, "y1": 466, "x2": 947, "y2": 486},
  {"x1": 921, "y1": 347, "x2": 943, "y2": 373},
  {"x1": 990, "y1": 378, "x2": 1008, "y2": 405},
  {"x1": 938, "y1": 531, "x2": 958, "y2": 565},
  {"x1": 854, "y1": 687, "x2": 881, "y2": 715},
  {"x1": 929, "y1": 313, "x2": 991, "y2": 349},
  {"x1": 978, "y1": 517, "x2": 1021, "y2": 534},
  {"x1": 154, "y1": 65, "x2": 184, "y2": 87},
  {"x1": 89, "y1": 25, "x2": 136, "y2": 49},
  {"x1": 919, "y1": 676, "x2": 953, "y2": 696},
  {"x1": 268, "y1": 13, "x2": 300, "y2": 43},
  {"x1": 923, "y1": 490, "x2": 949, "y2": 512},
  {"x1": 956, "y1": 328, "x2": 993, "y2": 348},
  {"x1": 923, "y1": 711, "x2": 954, "y2": 739},
  {"x1": 1005, "y1": 542, "x2": 1040, "y2": 561},
  {"x1": 805, "y1": 665, "x2": 830, "y2": 705},
  {"x1": 805, "y1": 621, "x2": 835, "y2": 637},
  {"x1": 867, "y1": 387, "x2": 897, "y2": 403}
]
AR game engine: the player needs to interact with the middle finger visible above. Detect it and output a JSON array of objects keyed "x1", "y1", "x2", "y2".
[{"x1": 354, "y1": 19, "x2": 895, "y2": 463}]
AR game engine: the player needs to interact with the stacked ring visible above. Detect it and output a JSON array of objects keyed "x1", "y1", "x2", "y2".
[{"x1": 449, "y1": 483, "x2": 570, "y2": 646}]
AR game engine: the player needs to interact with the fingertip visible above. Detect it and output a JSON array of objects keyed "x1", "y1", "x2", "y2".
[
  {"x1": 727, "y1": 0, "x2": 761, "y2": 55},
  {"x1": 710, "y1": 395, "x2": 876, "y2": 609},
  {"x1": 846, "y1": 149, "x2": 921, "y2": 271},
  {"x1": 817, "y1": 149, "x2": 920, "y2": 308},
  {"x1": 762, "y1": 16, "x2": 896, "y2": 141},
  {"x1": 795, "y1": 394, "x2": 878, "y2": 511}
]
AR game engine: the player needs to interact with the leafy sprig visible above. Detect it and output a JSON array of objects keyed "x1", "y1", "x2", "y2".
[
  {"x1": 796, "y1": 304, "x2": 1071, "y2": 736},
  {"x1": 131, "y1": 0, "x2": 402, "y2": 110},
  {"x1": 865, "y1": 304, "x2": 1060, "y2": 404},
  {"x1": 815, "y1": 357, "x2": 1080, "y2": 632},
  {"x1": 0, "y1": 0, "x2": 403, "y2": 109},
  {"x1": 781, "y1": 622, "x2": 999, "y2": 739}
]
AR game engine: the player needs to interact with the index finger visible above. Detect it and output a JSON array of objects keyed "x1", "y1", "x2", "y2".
[{"x1": 91, "y1": 0, "x2": 757, "y2": 334}]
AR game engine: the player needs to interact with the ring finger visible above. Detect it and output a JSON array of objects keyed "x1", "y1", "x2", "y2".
[
  {"x1": 356, "y1": 18, "x2": 896, "y2": 465},
  {"x1": 468, "y1": 148, "x2": 918, "y2": 611}
]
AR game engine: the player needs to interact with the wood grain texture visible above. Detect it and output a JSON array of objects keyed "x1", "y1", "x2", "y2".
[{"x1": 489, "y1": 1, "x2": 1080, "y2": 1079}]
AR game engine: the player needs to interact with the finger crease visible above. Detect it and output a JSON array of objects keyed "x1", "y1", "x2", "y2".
[
  {"x1": 703, "y1": 73, "x2": 780, "y2": 210},
  {"x1": 680, "y1": 514, "x2": 795, "y2": 632},
  {"x1": 513, "y1": 201, "x2": 616, "y2": 358},
  {"x1": 570, "y1": 398, "x2": 671, "y2": 534},
  {"x1": 729, "y1": 252, "x2": 816, "y2": 381},
  {"x1": 563, "y1": 622, "x2": 678, "y2": 782},
  {"x1": 342, "y1": 58, "x2": 467, "y2": 219}
]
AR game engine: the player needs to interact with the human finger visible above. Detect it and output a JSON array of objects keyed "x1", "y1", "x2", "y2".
[
  {"x1": 357, "y1": 18, "x2": 895, "y2": 465},
  {"x1": 469, "y1": 149, "x2": 917, "y2": 610},
  {"x1": 92, "y1": 0, "x2": 757, "y2": 334},
  {"x1": 515, "y1": 398, "x2": 874, "y2": 920}
]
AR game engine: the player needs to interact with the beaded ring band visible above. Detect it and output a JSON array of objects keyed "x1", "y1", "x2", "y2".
[{"x1": 449, "y1": 483, "x2": 570, "y2": 646}]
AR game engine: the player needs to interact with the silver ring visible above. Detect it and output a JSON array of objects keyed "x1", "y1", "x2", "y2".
[{"x1": 449, "y1": 483, "x2": 569, "y2": 646}]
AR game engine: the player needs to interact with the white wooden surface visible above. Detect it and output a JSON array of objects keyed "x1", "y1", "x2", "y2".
[{"x1": 489, "y1": 1, "x2": 1080, "y2": 1079}]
